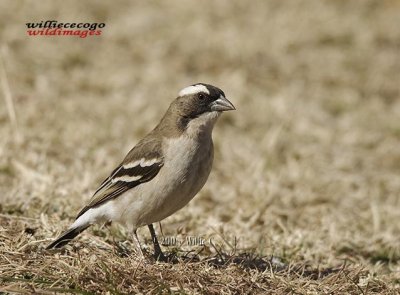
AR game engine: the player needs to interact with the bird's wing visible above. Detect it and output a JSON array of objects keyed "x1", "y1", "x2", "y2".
[{"x1": 76, "y1": 136, "x2": 164, "y2": 219}]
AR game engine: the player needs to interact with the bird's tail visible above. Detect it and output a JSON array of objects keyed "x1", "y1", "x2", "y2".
[{"x1": 46, "y1": 224, "x2": 90, "y2": 249}]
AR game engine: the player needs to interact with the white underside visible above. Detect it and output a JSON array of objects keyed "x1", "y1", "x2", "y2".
[{"x1": 72, "y1": 111, "x2": 219, "y2": 232}]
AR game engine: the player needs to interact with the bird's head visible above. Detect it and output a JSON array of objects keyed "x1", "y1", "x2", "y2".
[
  {"x1": 157, "y1": 83, "x2": 235, "y2": 136},
  {"x1": 175, "y1": 83, "x2": 235, "y2": 118}
]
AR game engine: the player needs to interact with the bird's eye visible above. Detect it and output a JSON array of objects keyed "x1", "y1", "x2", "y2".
[{"x1": 198, "y1": 93, "x2": 205, "y2": 100}]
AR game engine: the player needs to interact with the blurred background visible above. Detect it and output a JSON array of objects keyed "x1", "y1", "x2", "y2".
[{"x1": 0, "y1": 0, "x2": 400, "y2": 281}]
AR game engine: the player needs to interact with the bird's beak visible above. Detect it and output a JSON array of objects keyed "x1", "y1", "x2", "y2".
[{"x1": 210, "y1": 95, "x2": 236, "y2": 112}]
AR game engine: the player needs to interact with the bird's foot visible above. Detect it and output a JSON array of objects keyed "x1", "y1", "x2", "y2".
[{"x1": 153, "y1": 249, "x2": 168, "y2": 262}]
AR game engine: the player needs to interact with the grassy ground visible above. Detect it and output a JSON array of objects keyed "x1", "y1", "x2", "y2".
[{"x1": 1, "y1": 0, "x2": 400, "y2": 293}]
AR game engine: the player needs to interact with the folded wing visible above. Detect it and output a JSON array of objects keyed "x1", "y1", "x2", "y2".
[{"x1": 76, "y1": 137, "x2": 164, "y2": 219}]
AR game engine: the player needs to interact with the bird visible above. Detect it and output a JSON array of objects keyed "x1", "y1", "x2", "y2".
[{"x1": 46, "y1": 83, "x2": 235, "y2": 260}]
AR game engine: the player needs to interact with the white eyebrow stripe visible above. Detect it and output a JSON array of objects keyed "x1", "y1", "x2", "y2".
[
  {"x1": 123, "y1": 158, "x2": 160, "y2": 169},
  {"x1": 112, "y1": 175, "x2": 142, "y2": 183},
  {"x1": 178, "y1": 84, "x2": 210, "y2": 96}
]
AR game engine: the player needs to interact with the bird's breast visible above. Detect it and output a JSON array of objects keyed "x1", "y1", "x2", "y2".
[
  {"x1": 144, "y1": 134, "x2": 214, "y2": 219},
  {"x1": 162, "y1": 134, "x2": 214, "y2": 191},
  {"x1": 117, "y1": 134, "x2": 214, "y2": 227}
]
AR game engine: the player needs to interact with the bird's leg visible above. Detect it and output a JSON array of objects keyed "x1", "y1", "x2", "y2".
[
  {"x1": 132, "y1": 229, "x2": 145, "y2": 259},
  {"x1": 148, "y1": 223, "x2": 166, "y2": 261}
]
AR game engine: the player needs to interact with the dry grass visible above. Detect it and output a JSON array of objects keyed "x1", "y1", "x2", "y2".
[{"x1": 1, "y1": 0, "x2": 400, "y2": 293}]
